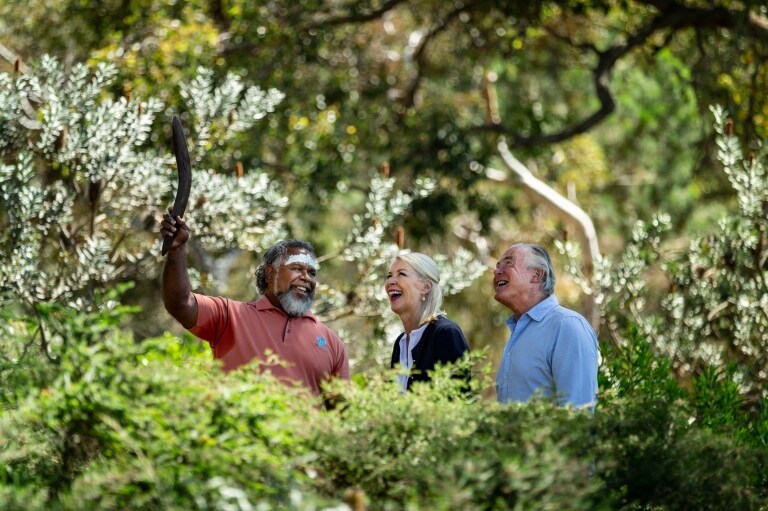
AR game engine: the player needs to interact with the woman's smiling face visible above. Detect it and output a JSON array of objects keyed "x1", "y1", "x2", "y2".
[{"x1": 385, "y1": 259, "x2": 428, "y2": 318}]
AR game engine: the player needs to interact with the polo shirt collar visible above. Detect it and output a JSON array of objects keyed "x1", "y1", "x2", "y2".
[{"x1": 253, "y1": 294, "x2": 318, "y2": 322}]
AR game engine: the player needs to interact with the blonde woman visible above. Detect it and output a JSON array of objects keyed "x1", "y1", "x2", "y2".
[{"x1": 385, "y1": 252, "x2": 470, "y2": 391}]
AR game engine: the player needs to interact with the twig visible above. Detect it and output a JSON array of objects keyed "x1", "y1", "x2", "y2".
[{"x1": 0, "y1": 42, "x2": 29, "y2": 73}]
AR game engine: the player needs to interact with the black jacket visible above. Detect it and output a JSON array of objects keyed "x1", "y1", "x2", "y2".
[{"x1": 390, "y1": 315, "x2": 470, "y2": 389}]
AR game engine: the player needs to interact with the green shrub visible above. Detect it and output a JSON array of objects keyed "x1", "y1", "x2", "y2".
[
  {"x1": 1, "y1": 307, "x2": 766, "y2": 510},
  {"x1": 592, "y1": 397, "x2": 762, "y2": 511},
  {"x1": 1, "y1": 323, "x2": 340, "y2": 510},
  {"x1": 308, "y1": 363, "x2": 602, "y2": 511},
  {"x1": 597, "y1": 319, "x2": 767, "y2": 510}
]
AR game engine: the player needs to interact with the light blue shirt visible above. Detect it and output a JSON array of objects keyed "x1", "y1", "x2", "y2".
[{"x1": 496, "y1": 295, "x2": 598, "y2": 408}]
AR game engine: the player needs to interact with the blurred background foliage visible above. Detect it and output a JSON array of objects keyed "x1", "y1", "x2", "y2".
[
  {"x1": 2, "y1": 0, "x2": 768, "y2": 507},
  {"x1": 3, "y1": 0, "x2": 767, "y2": 367}
]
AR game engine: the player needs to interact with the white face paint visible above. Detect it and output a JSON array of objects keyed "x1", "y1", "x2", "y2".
[{"x1": 283, "y1": 253, "x2": 317, "y2": 270}]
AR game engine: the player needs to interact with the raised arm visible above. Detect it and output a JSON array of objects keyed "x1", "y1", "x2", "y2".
[{"x1": 160, "y1": 209, "x2": 198, "y2": 329}]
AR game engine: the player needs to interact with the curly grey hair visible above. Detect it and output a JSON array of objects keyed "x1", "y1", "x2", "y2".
[{"x1": 255, "y1": 240, "x2": 316, "y2": 294}]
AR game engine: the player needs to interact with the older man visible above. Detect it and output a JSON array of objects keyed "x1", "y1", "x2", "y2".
[
  {"x1": 160, "y1": 211, "x2": 349, "y2": 395},
  {"x1": 493, "y1": 243, "x2": 598, "y2": 408}
]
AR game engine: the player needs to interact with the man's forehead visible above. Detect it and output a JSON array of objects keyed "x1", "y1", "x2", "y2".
[
  {"x1": 501, "y1": 246, "x2": 523, "y2": 260},
  {"x1": 282, "y1": 250, "x2": 317, "y2": 269}
]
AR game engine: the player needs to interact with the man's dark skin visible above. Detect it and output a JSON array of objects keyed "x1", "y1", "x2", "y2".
[
  {"x1": 160, "y1": 210, "x2": 318, "y2": 328},
  {"x1": 160, "y1": 211, "x2": 197, "y2": 328}
]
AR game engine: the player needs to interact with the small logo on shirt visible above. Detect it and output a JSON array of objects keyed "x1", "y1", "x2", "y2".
[{"x1": 315, "y1": 336, "x2": 329, "y2": 351}]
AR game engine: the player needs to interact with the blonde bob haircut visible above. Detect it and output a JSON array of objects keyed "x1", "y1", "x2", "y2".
[{"x1": 393, "y1": 251, "x2": 445, "y2": 325}]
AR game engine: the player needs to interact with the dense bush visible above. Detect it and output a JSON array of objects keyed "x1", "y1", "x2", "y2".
[
  {"x1": 1, "y1": 309, "x2": 766, "y2": 510},
  {"x1": 0, "y1": 325, "x2": 335, "y2": 510},
  {"x1": 578, "y1": 106, "x2": 768, "y2": 405},
  {"x1": 310, "y1": 368, "x2": 604, "y2": 510}
]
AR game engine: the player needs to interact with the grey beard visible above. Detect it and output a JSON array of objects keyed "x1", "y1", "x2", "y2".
[{"x1": 275, "y1": 287, "x2": 314, "y2": 317}]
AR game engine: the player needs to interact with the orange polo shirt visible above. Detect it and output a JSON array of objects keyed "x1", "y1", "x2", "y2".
[{"x1": 189, "y1": 294, "x2": 350, "y2": 395}]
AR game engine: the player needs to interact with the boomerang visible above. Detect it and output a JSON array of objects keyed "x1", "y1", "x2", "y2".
[{"x1": 161, "y1": 116, "x2": 192, "y2": 256}]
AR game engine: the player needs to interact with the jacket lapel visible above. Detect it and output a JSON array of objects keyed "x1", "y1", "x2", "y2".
[
  {"x1": 391, "y1": 332, "x2": 405, "y2": 368},
  {"x1": 410, "y1": 320, "x2": 437, "y2": 371}
]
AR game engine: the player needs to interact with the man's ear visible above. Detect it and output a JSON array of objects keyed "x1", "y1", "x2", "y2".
[
  {"x1": 265, "y1": 264, "x2": 276, "y2": 283},
  {"x1": 531, "y1": 269, "x2": 544, "y2": 283}
]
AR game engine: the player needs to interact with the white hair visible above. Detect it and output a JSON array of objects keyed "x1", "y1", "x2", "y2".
[{"x1": 393, "y1": 251, "x2": 445, "y2": 325}]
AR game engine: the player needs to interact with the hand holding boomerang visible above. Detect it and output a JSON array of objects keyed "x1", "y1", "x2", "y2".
[{"x1": 160, "y1": 116, "x2": 192, "y2": 256}]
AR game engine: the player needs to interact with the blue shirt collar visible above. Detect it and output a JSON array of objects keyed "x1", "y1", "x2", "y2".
[
  {"x1": 527, "y1": 294, "x2": 559, "y2": 321},
  {"x1": 507, "y1": 294, "x2": 559, "y2": 328}
]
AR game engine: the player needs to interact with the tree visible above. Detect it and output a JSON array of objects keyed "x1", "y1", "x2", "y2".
[
  {"x1": 4, "y1": 0, "x2": 766, "y2": 237},
  {"x1": 0, "y1": 55, "x2": 486, "y2": 365},
  {"x1": 559, "y1": 106, "x2": 768, "y2": 403},
  {"x1": 4, "y1": 0, "x2": 768, "y2": 372}
]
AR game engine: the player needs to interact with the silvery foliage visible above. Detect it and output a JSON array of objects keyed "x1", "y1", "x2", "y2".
[
  {"x1": 180, "y1": 67, "x2": 285, "y2": 167},
  {"x1": 177, "y1": 67, "x2": 287, "y2": 254},
  {"x1": 0, "y1": 56, "x2": 163, "y2": 308},
  {"x1": 0, "y1": 57, "x2": 288, "y2": 314},
  {"x1": 333, "y1": 175, "x2": 437, "y2": 319},
  {"x1": 188, "y1": 170, "x2": 288, "y2": 254},
  {"x1": 560, "y1": 106, "x2": 768, "y2": 399},
  {"x1": 434, "y1": 249, "x2": 488, "y2": 296}
]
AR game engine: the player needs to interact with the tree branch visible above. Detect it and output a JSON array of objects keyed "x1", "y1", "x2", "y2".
[
  {"x1": 208, "y1": 0, "x2": 231, "y2": 32},
  {"x1": 307, "y1": 0, "x2": 407, "y2": 28},
  {"x1": 0, "y1": 41, "x2": 29, "y2": 73},
  {"x1": 218, "y1": 0, "x2": 406, "y2": 59},
  {"x1": 471, "y1": 0, "x2": 768, "y2": 148},
  {"x1": 490, "y1": 138, "x2": 602, "y2": 328},
  {"x1": 640, "y1": 0, "x2": 768, "y2": 37},
  {"x1": 399, "y1": 5, "x2": 467, "y2": 108}
]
